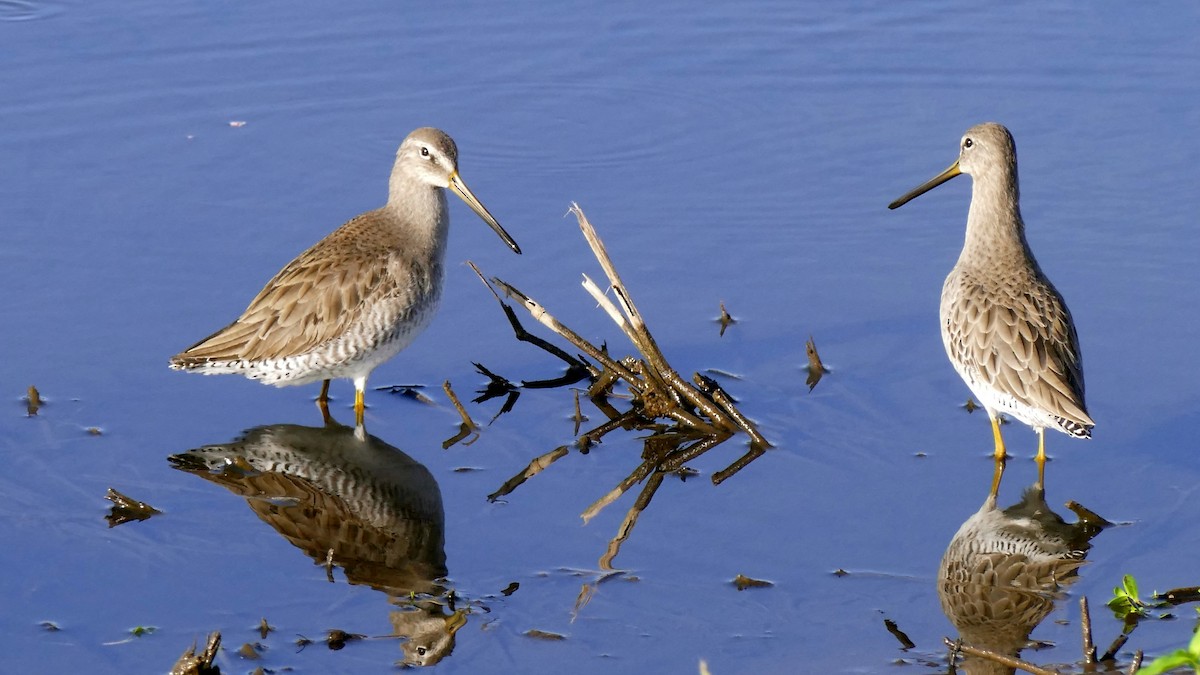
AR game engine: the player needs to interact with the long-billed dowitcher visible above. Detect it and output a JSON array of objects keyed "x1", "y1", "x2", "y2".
[
  {"x1": 939, "y1": 485, "x2": 1109, "y2": 673},
  {"x1": 170, "y1": 127, "x2": 521, "y2": 424},
  {"x1": 888, "y1": 123, "x2": 1093, "y2": 491}
]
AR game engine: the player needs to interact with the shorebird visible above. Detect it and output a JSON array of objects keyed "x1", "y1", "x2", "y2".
[
  {"x1": 888, "y1": 123, "x2": 1092, "y2": 492},
  {"x1": 170, "y1": 127, "x2": 520, "y2": 424},
  {"x1": 938, "y1": 484, "x2": 1109, "y2": 673}
]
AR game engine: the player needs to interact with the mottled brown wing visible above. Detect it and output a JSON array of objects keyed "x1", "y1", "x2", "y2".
[
  {"x1": 945, "y1": 273, "x2": 1092, "y2": 428},
  {"x1": 175, "y1": 215, "x2": 398, "y2": 364}
]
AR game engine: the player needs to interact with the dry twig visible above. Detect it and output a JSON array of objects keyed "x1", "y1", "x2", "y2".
[{"x1": 470, "y1": 204, "x2": 771, "y2": 569}]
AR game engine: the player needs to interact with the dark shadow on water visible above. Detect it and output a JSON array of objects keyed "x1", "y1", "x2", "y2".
[
  {"x1": 938, "y1": 482, "x2": 1112, "y2": 674},
  {"x1": 168, "y1": 418, "x2": 463, "y2": 667}
]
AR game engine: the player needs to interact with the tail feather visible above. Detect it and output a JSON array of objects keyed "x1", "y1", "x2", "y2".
[{"x1": 1056, "y1": 416, "x2": 1093, "y2": 439}]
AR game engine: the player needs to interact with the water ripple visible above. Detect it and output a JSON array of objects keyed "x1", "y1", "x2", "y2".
[{"x1": 0, "y1": 0, "x2": 62, "y2": 21}]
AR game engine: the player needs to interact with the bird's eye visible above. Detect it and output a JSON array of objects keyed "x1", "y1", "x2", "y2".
[
  {"x1": 417, "y1": 647, "x2": 427, "y2": 656},
  {"x1": 963, "y1": 138, "x2": 974, "y2": 149},
  {"x1": 420, "y1": 147, "x2": 430, "y2": 158}
]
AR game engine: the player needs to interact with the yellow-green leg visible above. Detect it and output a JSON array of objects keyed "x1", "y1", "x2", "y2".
[
  {"x1": 988, "y1": 412, "x2": 1008, "y2": 461},
  {"x1": 354, "y1": 387, "x2": 366, "y2": 427},
  {"x1": 989, "y1": 454, "x2": 1006, "y2": 499},
  {"x1": 1035, "y1": 428, "x2": 1047, "y2": 488}
]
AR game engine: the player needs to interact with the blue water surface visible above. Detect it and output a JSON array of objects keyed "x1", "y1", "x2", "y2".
[{"x1": 1, "y1": 1, "x2": 1198, "y2": 673}]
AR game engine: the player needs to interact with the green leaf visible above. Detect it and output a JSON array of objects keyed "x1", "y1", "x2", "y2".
[
  {"x1": 1189, "y1": 626, "x2": 1200, "y2": 656},
  {"x1": 1136, "y1": 650, "x2": 1195, "y2": 675},
  {"x1": 1123, "y1": 574, "x2": 1140, "y2": 599}
]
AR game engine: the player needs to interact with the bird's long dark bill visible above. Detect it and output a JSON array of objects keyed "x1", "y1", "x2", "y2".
[
  {"x1": 450, "y1": 172, "x2": 522, "y2": 254},
  {"x1": 888, "y1": 160, "x2": 962, "y2": 210}
]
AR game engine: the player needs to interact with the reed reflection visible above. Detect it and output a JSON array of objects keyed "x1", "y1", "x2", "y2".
[
  {"x1": 169, "y1": 418, "x2": 460, "y2": 667},
  {"x1": 938, "y1": 483, "x2": 1111, "y2": 674}
]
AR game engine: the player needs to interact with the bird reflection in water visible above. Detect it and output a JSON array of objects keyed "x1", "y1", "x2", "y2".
[
  {"x1": 169, "y1": 418, "x2": 460, "y2": 667},
  {"x1": 938, "y1": 484, "x2": 1111, "y2": 674}
]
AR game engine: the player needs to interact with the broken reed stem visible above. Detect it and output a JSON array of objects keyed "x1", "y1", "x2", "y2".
[
  {"x1": 488, "y1": 446, "x2": 571, "y2": 502},
  {"x1": 941, "y1": 637, "x2": 1058, "y2": 675},
  {"x1": 469, "y1": 261, "x2": 599, "y2": 378},
  {"x1": 1129, "y1": 650, "x2": 1142, "y2": 674},
  {"x1": 659, "y1": 368, "x2": 735, "y2": 429},
  {"x1": 493, "y1": 277, "x2": 646, "y2": 386},
  {"x1": 443, "y1": 380, "x2": 476, "y2": 429},
  {"x1": 697, "y1": 374, "x2": 770, "y2": 447},
  {"x1": 1081, "y1": 596, "x2": 1096, "y2": 663},
  {"x1": 570, "y1": 203, "x2": 645, "y2": 330},
  {"x1": 581, "y1": 457, "x2": 657, "y2": 524},
  {"x1": 599, "y1": 470, "x2": 666, "y2": 571},
  {"x1": 713, "y1": 442, "x2": 768, "y2": 485},
  {"x1": 571, "y1": 203, "x2": 733, "y2": 426},
  {"x1": 579, "y1": 408, "x2": 641, "y2": 450},
  {"x1": 581, "y1": 271, "x2": 681, "y2": 407},
  {"x1": 664, "y1": 405, "x2": 720, "y2": 435},
  {"x1": 1101, "y1": 633, "x2": 1129, "y2": 662},
  {"x1": 584, "y1": 432, "x2": 721, "y2": 523},
  {"x1": 581, "y1": 274, "x2": 631, "y2": 335},
  {"x1": 659, "y1": 434, "x2": 729, "y2": 473}
]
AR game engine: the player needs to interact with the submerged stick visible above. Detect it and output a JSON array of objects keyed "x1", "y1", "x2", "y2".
[
  {"x1": 488, "y1": 446, "x2": 570, "y2": 502},
  {"x1": 713, "y1": 442, "x2": 768, "y2": 485},
  {"x1": 581, "y1": 456, "x2": 658, "y2": 524},
  {"x1": 599, "y1": 471, "x2": 666, "y2": 571},
  {"x1": 442, "y1": 380, "x2": 479, "y2": 449},
  {"x1": 659, "y1": 433, "x2": 730, "y2": 474},
  {"x1": 941, "y1": 637, "x2": 1058, "y2": 675}
]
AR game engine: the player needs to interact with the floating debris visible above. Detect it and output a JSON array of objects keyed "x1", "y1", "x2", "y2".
[
  {"x1": 236, "y1": 642, "x2": 262, "y2": 659},
  {"x1": 963, "y1": 397, "x2": 979, "y2": 413},
  {"x1": 86, "y1": 427, "x2": 103, "y2": 436},
  {"x1": 375, "y1": 384, "x2": 436, "y2": 405},
  {"x1": 804, "y1": 336, "x2": 828, "y2": 392},
  {"x1": 325, "y1": 629, "x2": 365, "y2": 650},
  {"x1": 717, "y1": 301, "x2": 736, "y2": 336},
  {"x1": 732, "y1": 574, "x2": 773, "y2": 591},
  {"x1": 524, "y1": 629, "x2": 566, "y2": 641},
  {"x1": 1158, "y1": 586, "x2": 1200, "y2": 606},
  {"x1": 170, "y1": 631, "x2": 220, "y2": 675},
  {"x1": 884, "y1": 618, "x2": 916, "y2": 650},
  {"x1": 25, "y1": 385, "x2": 41, "y2": 416},
  {"x1": 257, "y1": 617, "x2": 273, "y2": 639},
  {"x1": 672, "y1": 466, "x2": 701, "y2": 480},
  {"x1": 104, "y1": 488, "x2": 163, "y2": 528},
  {"x1": 228, "y1": 120, "x2": 246, "y2": 128},
  {"x1": 39, "y1": 621, "x2": 60, "y2": 632},
  {"x1": 501, "y1": 582, "x2": 519, "y2": 597}
]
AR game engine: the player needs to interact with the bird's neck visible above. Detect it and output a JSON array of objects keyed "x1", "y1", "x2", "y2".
[
  {"x1": 960, "y1": 169, "x2": 1032, "y2": 265},
  {"x1": 383, "y1": 175, "x2": 450, "y2": 259}
]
